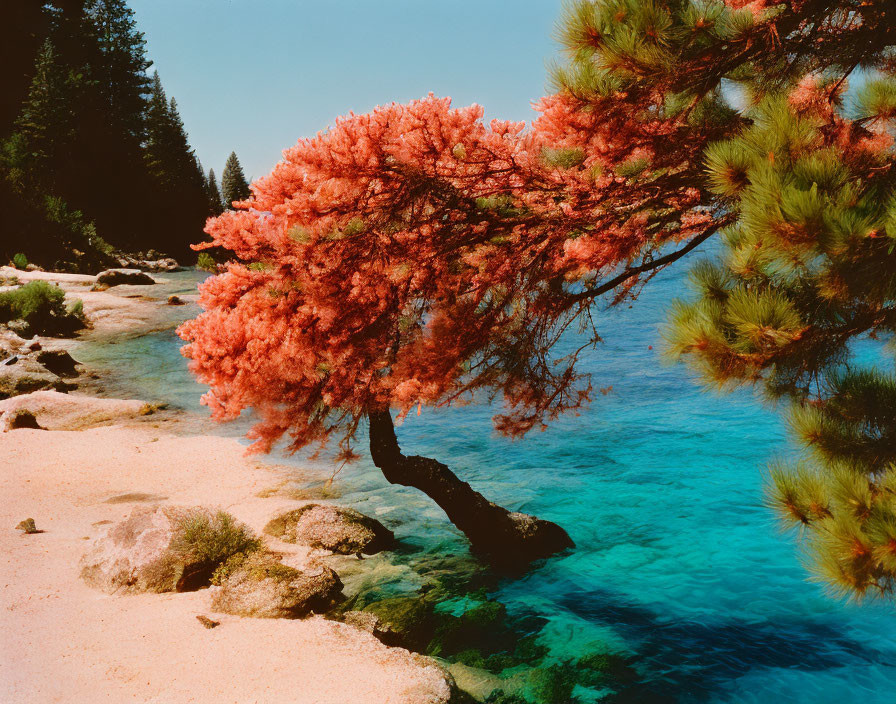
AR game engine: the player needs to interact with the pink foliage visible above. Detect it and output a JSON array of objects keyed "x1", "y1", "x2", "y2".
[{"x1": 179, "y1": 94, "x2": 717, "y2": 457}]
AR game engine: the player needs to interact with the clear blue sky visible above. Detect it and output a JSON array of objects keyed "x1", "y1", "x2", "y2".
[{"x1": 130, "y1": 0, "x2": 564, "y2": 183}]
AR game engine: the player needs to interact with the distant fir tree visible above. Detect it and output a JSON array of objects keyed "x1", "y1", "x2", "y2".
[
  {"x1": 144, "y1": 72, "x2": 208, "y2": 256},
  {"x1": 12, "y1": 40, "x2": 82, "y2": 193},
  {"x1": 206, "y1": 168, "x2": 224, "y2": 216},
  {"x1": 1, "y1": 0, "x2": 207, "y2": 266},
  {"x1": 1, "y1": 2, "x2": 50, "y2": 135},
  {"x1": 0, "y1": 42, "x2": 109, "y2": 271},
  {"x1": 221, "y1": 151, "x2": 251, "y2": 208}
]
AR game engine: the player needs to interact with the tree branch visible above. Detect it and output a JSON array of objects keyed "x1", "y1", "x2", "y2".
[{"x1": 563, "y1": 219, "x2": 730, "y2": 306}]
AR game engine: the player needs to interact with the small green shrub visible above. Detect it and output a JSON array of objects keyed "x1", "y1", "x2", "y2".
[
  {"x1": 170, "y1": 510, "x2": 261, "y2": 570},
  {"x1": 196, "y1": 252, "x2": 217, "y2": 272},
  {"x1": 0, "y1": 280, "x2": 64, "y2": 322},
  {"x1": 12, "y1": 253, "x2": 28, "y2": 269},
  {"x1": 0, "y1": 280, "x2": 86, "y2": 335},
  {"x1": 66, "y1": 298, "x2": 84, "y2": 318},
  {"x1": 211, "y1": 551, "x2": 250, "y2": 585}
]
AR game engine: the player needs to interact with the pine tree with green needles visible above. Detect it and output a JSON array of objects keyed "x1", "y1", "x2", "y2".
[
  {"x1": 535, "y1": 0, "x2": 896, "y2": 603},
  {"x1": 144, "y1": 72, "x2": 208, "y2": 255},
  {"x1": 221, "y1": 151, "x2": 251, "y2": 208},
  {"x1": 206, "y1": 168, "x2": 224, "y2": 216},
  {"x1": 665, "y1": 70, "x2": 896, "y2": 601},
  {"x1": 13, "y1": 40, "x2": 83, "y2": 193}
]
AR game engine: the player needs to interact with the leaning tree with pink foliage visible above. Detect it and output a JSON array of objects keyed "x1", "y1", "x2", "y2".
[{"x1": 181, "y1": 0, "x2": 895, "y2": 567}]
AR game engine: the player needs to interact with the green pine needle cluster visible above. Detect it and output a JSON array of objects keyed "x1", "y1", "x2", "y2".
[{"x1": 666, "y1": 72, "x2": 896, "y2": 599}]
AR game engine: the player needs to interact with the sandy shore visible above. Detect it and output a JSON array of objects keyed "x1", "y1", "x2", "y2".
[{"x1": 0, "y1": 268, "x2": 453, "y2": 704}]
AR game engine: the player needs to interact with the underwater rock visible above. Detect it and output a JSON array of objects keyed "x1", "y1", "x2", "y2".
[
  {"x1": 166, "y1": 295, "x2": 185, "y2": 306},
  {"x1": 212, "y1": 552, "x2": 343, "y2": 618},
  {"x1": 80, "y1": 506, "x2": 260, "y2": 594},
  {"x1": 264, "y1": 503, "x2": 394, "y2": 555},
  {"x1": 360, "y1": 595, "x2": 436, "y2": 651},
  {"x1": 96, "y1": 268, "x2": 155, "y2": 286},
  {"x1": 447, "y1": 662, "x2": 505, "y2": 702}
]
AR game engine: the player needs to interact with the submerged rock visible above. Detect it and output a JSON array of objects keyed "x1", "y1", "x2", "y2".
[
  {"x1": 96, "y1": 268, "x2": 155, "y2": 286},
  {"x1": 359, "y1": 596, "x2": 436, "y2": 651},
  {"x1": 264, "y1": 503, "x2": 394, "y2": 555},
  {"x1": 80, "y1": 506, "x2": 260, "y2": 594},
  {"x1": 212, "y1": 552, "x2": 343, "y2": 618},
  {"x1": 447, "y1": 662, "x2": 505, "y2": 702}
]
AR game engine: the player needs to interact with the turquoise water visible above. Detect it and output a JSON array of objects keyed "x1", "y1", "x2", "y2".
[{"x1": 78, "y1": 266, "x2": 896, "y2": 703}]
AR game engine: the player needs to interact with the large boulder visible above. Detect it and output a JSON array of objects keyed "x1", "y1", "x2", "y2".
[
  {"x1": 96, "y1": 268, "x2": 155, "y2": 286},
  {"x1": 212, "y1": 552, "x2": 343, "y2": 618},
  {"x1": 264, "y1": 503, "x2": 394, "y2": 555},
  {"x1": 80, "y1": 506, "x2": 260, "y2": 594}
]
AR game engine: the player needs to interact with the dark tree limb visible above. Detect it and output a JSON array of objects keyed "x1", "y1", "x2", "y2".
[
  {"x1": 564, "y1": 221, "x2": 729, "y2": 307},
  {"x1": 368, "y1": 410, "x2": 574, "y2": 566}
]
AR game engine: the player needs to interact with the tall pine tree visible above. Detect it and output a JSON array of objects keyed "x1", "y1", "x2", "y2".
[
  {"x1": 12, "y1": 41, "x2": 82, "y2": 193},
  {"x1": 144, "y1": 72, "x2": 208, "y2": 256},
  {"x1": 221, "y1": 151, "x2": 251, "y2": 208},
  {"x1": 206, "y1": 168, "x2": 224, "y2": 216}
]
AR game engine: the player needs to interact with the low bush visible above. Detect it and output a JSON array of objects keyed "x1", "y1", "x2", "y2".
[
  {"x1": 170, "y1": 509, "x2": 262, "y2": 572},
  {"x1": 12, "y1": 253, "x2": 27, "y2": 269},
  {"x1": 0, "y1": 280, "x2": 85, "y2": 336}
]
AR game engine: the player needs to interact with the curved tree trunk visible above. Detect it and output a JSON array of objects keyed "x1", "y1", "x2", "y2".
[{"x1": 368, "y1": 410, "x2": 574, "y2": 566}]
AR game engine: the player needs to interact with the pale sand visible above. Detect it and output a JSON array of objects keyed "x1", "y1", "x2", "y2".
[{"x1": 0, "y1": 401, "x2": 452, "y2": 703}]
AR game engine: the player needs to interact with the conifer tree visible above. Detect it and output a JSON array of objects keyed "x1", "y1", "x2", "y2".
[
  {"x1": 180, "y1": 0, "x2": 894, "y2": 571},
  {"x1": 644, "y1": 3, "x2": 896, "y2": 599},
  {"x1": 12, "y1": 40, "x2": 82, "y2": 193},
  {"x1": 36, "y1": 0, "x2": 156, "y2": 250},
  {"x1": 220, "y1": 151, "x2": 251, "y2": 208},
  {"x1": 206, "y1": 168, "x2": 224, "y2": 216},
  {"x1": 144, "y1": 73, "x2": 208, "y2": 255},
  {"x1": 2, "y1": 2, "x2": 50, "y2": 136}
]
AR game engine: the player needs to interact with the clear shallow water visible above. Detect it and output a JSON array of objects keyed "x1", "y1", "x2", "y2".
[{"x1": 78, "y1": 266, "x2": 896, "y2": 703}]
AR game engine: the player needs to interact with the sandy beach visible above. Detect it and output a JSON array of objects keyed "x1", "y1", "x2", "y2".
[{"x1": 0, "y1": 267, "x2": 454, "y2": 704}]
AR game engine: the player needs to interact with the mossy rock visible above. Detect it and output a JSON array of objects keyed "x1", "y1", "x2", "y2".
[
  {"x1": 264, "y1": 503, "x2": 394, "y2": 555},
  {"x1": 212, "y1": 552, "x2": 343, "y2": 619},
  {"x1": 360, "y1": 595, "x2": 436, "y2": 651},
  {"x1": 575, "y1": 651, "x2": 639, "y2": 686},
  {"x1": 80, "y1": 506, "x2": 261, "y2": 594},
  {"x1": 427, "y1": 599, "x2": 511, "y2": 662}
]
